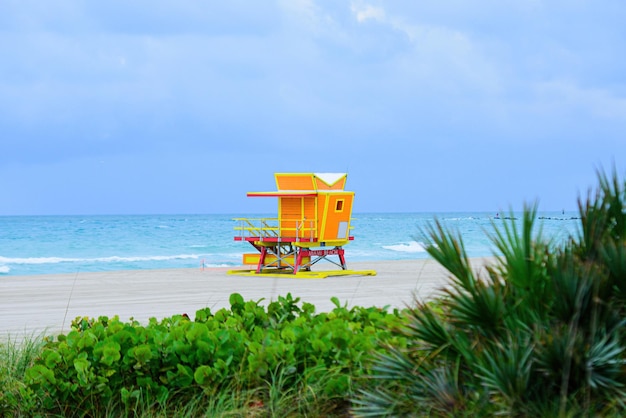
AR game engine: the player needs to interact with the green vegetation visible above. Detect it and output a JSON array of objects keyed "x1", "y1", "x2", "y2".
[
  {"x1": 0, "y1": 333, "x2": 47, "y2": 415},
  {"x1": 353, "y1": 168, "x2": 626, "y2": 417},
  {"x1": 2, "y1": 168, "x2": 625, "y2": 417},
  {"x1": 3, "y1": 294, "x2": 410, "y2": 417}
]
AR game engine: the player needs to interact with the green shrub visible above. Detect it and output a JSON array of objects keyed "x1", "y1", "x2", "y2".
[
  {"x1": 353, "y1": 168, "x2": 626, "y2": 417},
  {"x1": 24, "y1": 293, "x2": 409, "y2": 416}
]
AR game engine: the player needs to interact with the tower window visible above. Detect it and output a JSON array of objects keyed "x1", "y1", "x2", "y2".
[{"x1": 336, "y1": 200, "x2": 344, "y2": 211}]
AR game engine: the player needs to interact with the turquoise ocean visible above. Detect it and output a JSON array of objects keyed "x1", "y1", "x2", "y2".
[{"x1": 0, "y1": 212, "x2": 581, "y2": 276}]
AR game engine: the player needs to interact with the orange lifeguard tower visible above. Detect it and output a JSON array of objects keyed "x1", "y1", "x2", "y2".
[{"x1": 230, "y1": 173, "x2": 375, "y2": 278}]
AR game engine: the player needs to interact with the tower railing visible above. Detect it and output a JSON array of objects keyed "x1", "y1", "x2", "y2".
[{"x1": 233, "y1": 217, "x2": 317, "y2": 241}]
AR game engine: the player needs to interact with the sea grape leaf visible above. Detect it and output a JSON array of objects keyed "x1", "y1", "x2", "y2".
[
  {"x1": 26, "y1": 365, "x2": 56, "y2": 385},
  {"x1": 132, "y1": 345, "x2": 153, "y2": 365},
  {"x1": 194, "y1": 365, "x2": 213, "y2": 386},
  {"x1": 42, "y1": 350, "x2": 62, "y2": 369}
]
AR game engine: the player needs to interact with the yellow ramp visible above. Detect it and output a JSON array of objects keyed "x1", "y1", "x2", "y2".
[{"x1": 227, "y1": 269, "x2": 377, "y2": 280}]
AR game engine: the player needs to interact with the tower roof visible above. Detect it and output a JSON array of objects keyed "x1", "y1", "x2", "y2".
[{"x1": 246, "y1": 172, "x2": 350, "y2": 197}]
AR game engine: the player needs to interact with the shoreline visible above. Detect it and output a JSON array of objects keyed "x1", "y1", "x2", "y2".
[{"x1": 0, "y1": 258, "x2": 494, "y2": 340}]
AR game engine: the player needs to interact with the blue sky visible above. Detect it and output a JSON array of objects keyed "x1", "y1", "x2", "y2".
[{"x1": 1, "y1": 1, "x2": 624, "y2": 215}]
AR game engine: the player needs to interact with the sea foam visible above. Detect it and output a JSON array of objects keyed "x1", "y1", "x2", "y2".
[
  {"x1": 0, "y1": 254, "x2": 200, "y2": 265},
  {"x1": 382, "y1": 241, "x2": 426, "y2": 253}
]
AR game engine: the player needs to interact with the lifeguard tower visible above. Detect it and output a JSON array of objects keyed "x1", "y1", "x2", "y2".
[{"x1": 230, "y1": 173, "x2": 375, "y2": 278}]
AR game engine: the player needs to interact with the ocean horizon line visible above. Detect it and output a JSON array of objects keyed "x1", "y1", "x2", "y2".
[{"x1": 0, "y1": 209, "x2": 580, "y2": 218}]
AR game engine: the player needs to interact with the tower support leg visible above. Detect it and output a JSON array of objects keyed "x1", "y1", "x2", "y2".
[
  {"x1": 256, "y1": 247, "x2": 267, "y2": 274},
  {"x1": 295, "y1": 248, "x2": 304, "y2": 274},
  {"x1": 337, "y1": 247, "x2": 347, "y2": 270}
]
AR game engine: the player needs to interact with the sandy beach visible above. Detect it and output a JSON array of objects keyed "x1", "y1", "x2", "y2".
[{"x1": 0, "y1": 259, "x2": 493, "y2": 340}]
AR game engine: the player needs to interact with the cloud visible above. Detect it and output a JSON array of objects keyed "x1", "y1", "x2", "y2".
[
  {"x1": 351, "y1": 2, "x2": 467, "y2": 46},
  {"x1": 0, "y1": 3, "x2": 288, "y2": 165},
  {"x1": 1, "y1": 0, "x2": 624, "y2": 215},
  {"x1": 352, "y1": 4, "x2": 385, "y2": 23},
  {"x1": 347, "y1": 2, "x2": 503, "y2": 123}
]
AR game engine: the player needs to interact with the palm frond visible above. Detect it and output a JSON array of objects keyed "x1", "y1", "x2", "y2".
[
  {"x1": 489, "y1": 204, "x2": 549, "y2": 282},
  {"x1": 577, "y1": 166, "x2": 626, "y2": 260},
  {"x1": 599, "y1": 240, "x2": 626, "y2": 309},
  {"x1": 404, "y1": 303, "x2": 453, "y2": 353},
  {"x1": 586, "y1": 333, "x2": 626, "y2": 393},
  {"x1": 419, "y1": 220, "x2": 476, "y2": 292},
  {"x1": 368, "y1": 345, "x2": 420, "y2": 383},
  {"x1": 419, "y1": 362, "x2": 467, "y2": 415},
  {"x1": 475, "y1": 332, "x2": 534, "y2": 414},
  {"x1": 444, "y1": 279, "x2": 505, "y2": 338},
  {"x1": 550, "y1": 251, "x2": 595, "y2": 325},
  {"x1": 353, "y1": 347, "x2": 426, "y2": 417},
  {"x1": 596, "y1": 166, "x2": 626, "y2": 243},
  {"x1": 352, "y1": 385, "x2": 417, "y2": 418}
]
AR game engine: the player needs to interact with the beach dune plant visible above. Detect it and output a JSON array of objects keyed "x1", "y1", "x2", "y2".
[
  {"x1": 21, "y1": 293, "x2": 409, "y2": 416},
  {"x1": 353, "y1": 168, "x2": 626, "y2": 417},
  {"x1": 0, "y1": 334, "x2": 45, "y2": 415}
]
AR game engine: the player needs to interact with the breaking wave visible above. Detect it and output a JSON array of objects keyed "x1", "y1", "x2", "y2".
[
  {"x1": 382, "y1": 241, "x2": 427, "y2": 253},
  {"x1": 0, "y1": 254, "x2": 200, "y2": 265}
]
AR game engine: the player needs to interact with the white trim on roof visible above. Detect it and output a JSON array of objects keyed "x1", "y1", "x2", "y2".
[{"x1": 314, "y1": 173, "x2": 346, "y2": 186}]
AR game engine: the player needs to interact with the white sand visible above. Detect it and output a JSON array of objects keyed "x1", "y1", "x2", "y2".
[{"x1": 0, "y1": 259, "x2": 493, "y2": 340}]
